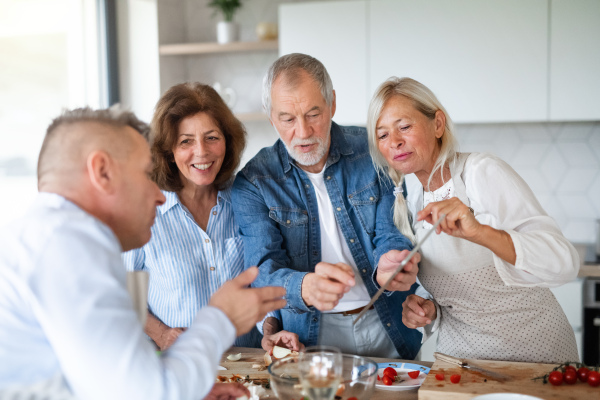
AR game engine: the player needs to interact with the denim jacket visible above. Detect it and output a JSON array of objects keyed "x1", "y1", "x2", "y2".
[{"x1": 232, "y1": 123, "x2": 422, "y2": 359}]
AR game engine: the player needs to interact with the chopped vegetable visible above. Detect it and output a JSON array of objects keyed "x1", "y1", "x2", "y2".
[
  {"x1": 435, "y1": 373, "x2": 445, "y2": 381},
  {"x1": 227, "y1": 353, "x2": 242, "y2": 361},
  {"x1": 450, "y1": 374, "x2": 461, "y2": 384},
  {"x1": 408, "y1": 371, "x2": 420, "y2": 379}
]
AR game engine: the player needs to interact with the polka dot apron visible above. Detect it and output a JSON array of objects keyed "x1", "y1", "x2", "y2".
[{"x1": 415, "y1": 153, "x2": 579, "y2": 363}]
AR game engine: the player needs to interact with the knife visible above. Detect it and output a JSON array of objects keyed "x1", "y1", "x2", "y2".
[
  {"x1": 434, "y1": 352, "x2": 510, "y2": 382},
  {"x1": 352, "y1": 214, "x2": 446, "y2": 325}
]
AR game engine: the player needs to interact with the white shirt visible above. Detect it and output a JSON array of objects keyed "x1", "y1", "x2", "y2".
[
  {"x1": 406, "y1": 152, "x2": 580, "y2": 287},
  {"x1": 0, "y1": 193, "x2": 235, "y2": 399},
  {"x1": 304, "y1": 169, "x2": 370, "y2": 312}
]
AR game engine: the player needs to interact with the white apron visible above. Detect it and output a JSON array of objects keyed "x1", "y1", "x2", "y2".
[{"x1": 411, "y1": 153, "x2": 579, "y2": 363}]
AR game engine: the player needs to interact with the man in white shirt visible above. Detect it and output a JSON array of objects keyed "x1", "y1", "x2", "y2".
[{"x1": 0, "y1": 107, "x2": 286, "y2": 399}]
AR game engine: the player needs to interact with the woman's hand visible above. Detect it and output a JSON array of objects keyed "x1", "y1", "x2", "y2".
[
  {"x1": 204, "y1": 383, "x2": 249, "y2": 400},
  {"x1": 402, "y1": 294, "x2": 436, "y2": 329},
  {"x1": 261, "y1": 330, "x2": 305, "y2": 353},
  {"x1": 417, "y1": 197, "x2": 481, "y2": 240},
  {"x1": 375, "y1": 249, "x2": 420, "y2": 291}
]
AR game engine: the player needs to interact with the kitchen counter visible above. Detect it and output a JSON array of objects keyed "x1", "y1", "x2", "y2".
[
  {"x1": 573, "y1": 243, "x2": 600, "y2": 278},
  {"x1": 220, "y1": 347, "x2": 432, "y2": 400}
]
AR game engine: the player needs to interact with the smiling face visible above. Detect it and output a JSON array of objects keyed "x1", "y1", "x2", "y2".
[
  {"x1": 376, "y1": 95, "x2": 445, "y2": 185},
  {"x1": 172, "y1": 112, "x2": 226, "y2": 191},
  {"x1": 270, "y1": 70, "x2": 336, "y2": 173}
]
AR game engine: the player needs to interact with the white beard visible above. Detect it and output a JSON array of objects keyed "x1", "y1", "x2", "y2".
[{"x1": 277, "y1": 123, "x2": 331, "y2": 167}]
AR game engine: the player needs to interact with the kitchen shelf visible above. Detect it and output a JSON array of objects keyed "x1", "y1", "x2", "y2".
[
  {"x1": 235, "y1": 112, "x2": 269, "y2": 122},
  {"x1": 159, "y1": 40, "x2": 278, "y2": 56}
]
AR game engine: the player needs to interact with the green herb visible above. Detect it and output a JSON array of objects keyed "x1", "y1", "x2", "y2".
[{"x1": 207, "y1": 0, "x2": 243, "y2": 22}]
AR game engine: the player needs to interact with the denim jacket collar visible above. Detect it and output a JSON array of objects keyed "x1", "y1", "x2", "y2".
[{"x1": 278, "y1": 121, "x2": 354, "y2": 173}]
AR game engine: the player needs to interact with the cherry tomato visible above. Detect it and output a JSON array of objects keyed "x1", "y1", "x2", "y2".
[
  {"x1": 408, "y1": 371, "x2": 420, "y2": 379},
  {"x1": 588, "y1": 371, "x2": 600, "y2": 387},
  {"x1": 578, "y1": 367, "x2": 590, "y2": 382},
  {"x1": 450, "y1": 374, "x2": 461, "y2": 384},
  {"x1": 377, "y1": 375, "x2": 381, "y2": 381},
  {"x1": 383, "y1": 367, "x2": 397, "y2": 378},
  {"x1": 382, "y1": 375, "x2": 393, "y2": 386},
  {"x1": 564, "y1": 369, "x2": 577, "y2": 385},
  {"x1": 564, "y1": 365, "x2": 576, "y2": 372},
  {"x1": 435, "y1": 374, "x2": 445, "y2": 381},
  {"x1": 548, "y1": 371, "x2": 563, "y2": 386}
]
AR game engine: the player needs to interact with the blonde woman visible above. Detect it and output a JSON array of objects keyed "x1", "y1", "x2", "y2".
[{"x1": 367, "y1": 77, "x2": 580, "y2": 363}]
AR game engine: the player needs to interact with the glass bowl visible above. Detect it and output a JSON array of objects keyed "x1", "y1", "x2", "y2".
[{"x1": 267, "y1": 354, "x2": 377, "y2": 400}]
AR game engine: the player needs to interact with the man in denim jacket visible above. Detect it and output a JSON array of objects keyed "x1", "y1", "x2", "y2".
[{"x1": 232, "y1": 54, "x2": 423, "y2": 359}]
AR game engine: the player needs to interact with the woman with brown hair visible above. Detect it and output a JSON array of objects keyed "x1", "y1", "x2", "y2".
[{"x1": 123, "y1": 82, "x2": 260, "y2": 350}]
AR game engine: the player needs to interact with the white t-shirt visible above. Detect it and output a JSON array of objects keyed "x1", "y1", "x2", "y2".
[{"x1": 304, "y1": 169, "x2": 371, "y2": 312}]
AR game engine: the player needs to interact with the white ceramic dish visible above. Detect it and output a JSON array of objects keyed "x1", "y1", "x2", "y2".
[
  {"x1": 375, "y1": 362, "x2": 430, "y2": 391},
  {"x1": 471, "y1": 394, "x2": 544, "y2": 400}
]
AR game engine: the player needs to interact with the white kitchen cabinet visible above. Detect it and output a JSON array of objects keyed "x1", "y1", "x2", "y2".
[
  {"x1": 279, "y1": 1, "x2": 368, "y2": 125},
  {"x1": 369, "y1": 0, "x2": 548, "y2": 123},
  {"x1": 550, "y1": 0, "x2": 600, "y2": 121}
]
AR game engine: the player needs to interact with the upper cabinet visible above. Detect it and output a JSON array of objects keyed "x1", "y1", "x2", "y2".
[
  {"x1": 370, "y1": 0, "x2": 548, "y2": 123},
  {"x1": 549, "y1": 0, "x2": 600, "y2": 121},
  {"x1": 279, "y1": 0, "x2": 600, "y2": 125},
  {"x1": 279, "y1": 1, "x2": 368, "y2": 125}
]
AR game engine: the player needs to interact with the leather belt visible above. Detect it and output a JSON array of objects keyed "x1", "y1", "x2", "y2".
[{"x1": 331, "y1": 305, "x2": 374, "y2": 317}]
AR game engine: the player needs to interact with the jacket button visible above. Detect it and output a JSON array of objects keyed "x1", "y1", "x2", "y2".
[
  {"x1": 326, "y1": 176, "x2": 331, "y2": 180},
  {"x1": 362, "y1": 269, "x2": 367, "y2": 273},
  {"x1": 350, "y1": 239, "x2": 354, "y2": 243},
  {"x1": 286, "y1": 220, "x2": 291, "y2": 224},
  {"x1": 313, "y1": 318, "x2": 318, "y2": 322},
  {"x1": 387, "y1": 323, "x2": 391, "y2": 327},
  {"x1": 306, "y1": 184, "x2": 310, "y2": 188},
  {"x1": 369, "y1": 196, "x2": 374, "y2": 201},
  {"x1": 336, "y1": 207, "x2": 341, "y2": 211}
]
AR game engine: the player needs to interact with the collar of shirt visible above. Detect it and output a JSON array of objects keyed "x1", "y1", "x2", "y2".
[{"x1": 158, "y1": 188, "x2": 232, "y2": 215}]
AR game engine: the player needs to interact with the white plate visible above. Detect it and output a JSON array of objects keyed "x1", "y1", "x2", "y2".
[
  {"x1": 471, "y1": 395, "x2": 543, "y2": 400},
  {"x1": 375, "y1": 362, "x2": 430, "y2": 391}
]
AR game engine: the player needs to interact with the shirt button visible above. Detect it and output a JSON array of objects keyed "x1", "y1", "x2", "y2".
[
  {"x1": 336, "y1": 207, "x2": 341, "y2": 211},
  {"x1": 326, "y1": 176, "x2": 331, "y2": 180},
  {"x1": 210, "y1": 267, "x2": 215, "y2": 271},
  {"x1": 387, "y1": 323, "x2": 391, "y2": 327},
  {"x1": 305, "y1": 184, "x2": 310, "y2": 188},
  {"x1": 205, "y1": 239, "x2": 210, "y2": 243},
  {"x1": 212, "y1": 211, "x2": 217, "y2": 215},
  {"x1": 362, "y1": 269, "x2": 367, "y2": 273},
  {"x1": 286, "y1": 220, "x2": 291, "y2": 224},
  {"x1": 350, "y1": 239, "x2": 355, "y2": 243},
  {"x1": 369, "y1": 196, "x2": 374, "y2": 201}
]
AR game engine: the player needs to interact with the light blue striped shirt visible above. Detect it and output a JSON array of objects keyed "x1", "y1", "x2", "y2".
[{"x1": 122, "y1": 188, "x2": 259, "y2": 346}]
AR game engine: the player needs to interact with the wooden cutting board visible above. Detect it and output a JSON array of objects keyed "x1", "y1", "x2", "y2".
[
  {"x1": 418, "y1": 358, "x2": 598, "y2": 400},
  {"x1": 218, "y1": 347, "x2": 271, "y2": 381}
]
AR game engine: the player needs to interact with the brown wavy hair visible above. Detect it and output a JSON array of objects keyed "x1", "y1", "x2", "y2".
[{"x1": 150, "y1": 82, "x2": 247, "y2": 192}]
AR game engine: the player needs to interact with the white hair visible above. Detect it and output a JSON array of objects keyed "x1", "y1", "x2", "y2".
[{"x1": 367, "y1": 77, "x2": 458, "y2": 243}]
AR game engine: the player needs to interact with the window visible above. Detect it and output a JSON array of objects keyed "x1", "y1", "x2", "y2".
[{"x1": 0, "y1": 0, "x2": 101, "y2": 225}]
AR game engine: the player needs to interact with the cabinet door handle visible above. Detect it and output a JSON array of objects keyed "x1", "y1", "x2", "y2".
[{"x1": 594, "y1": 317, "x2": 600, "y2": 326}]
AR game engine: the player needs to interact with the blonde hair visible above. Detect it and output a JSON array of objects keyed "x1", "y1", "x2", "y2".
[{"x1": 367, "y1": 77, "x2": 458, "y2": 242}]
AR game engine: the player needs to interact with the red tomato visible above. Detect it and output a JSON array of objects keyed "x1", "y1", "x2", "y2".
[
  {"x1": 383, "y1": 367, "x2": 398, "y2": 378},
  {"x1": 588, "y1": 371, "x2": 600, "y2": 387},
  {"x1": 377, "y1": 375, "x2": 381, "y2": 381},
  {"x1": 564, "y1": 369, "x2": 577, "y2": 385},
  {"x1": 435, "y1": 373, "x2": 445, "y2": 381},
  {"x1": 382, "y1": 375, "x2": 393, "y2": 386},
  {"x1": 408, "y1": 371, "x2": 420, "y2": 379},
  {"x1": 578, "y1": 367, "x2": 590, "y2": 382},
  {"x1": 347, "y1": 397, "x2": 358, "y2": 400},
  {"x1": 450, "y1": 374, "x2": 461, "y2": 384},
  {"x1": 564, "y1": 365, "x2": 576, "y2": 372},
  {"x1": 548, "y1": 371, "x2": 563, "y2": 386}
]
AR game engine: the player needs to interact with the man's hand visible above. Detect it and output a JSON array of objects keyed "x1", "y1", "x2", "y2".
[
  {"x1": 301, "y1": 262, "x2": 355, "y2": 311},
  {"x1": 402, "y1": 294, "x2": 437, "y2": 329},
  {"x1": 375, "y1": 249, "x2": 420, "y2": 291},
  {"x1": 210, "y1": 267, "x2": 286, "y2": 336},
  {"x1": 203, "y1": 382, "x2": 249, "y2": 400},
  {"x1": 144, "y1": 313, "x2": 186, "y2": 351}
]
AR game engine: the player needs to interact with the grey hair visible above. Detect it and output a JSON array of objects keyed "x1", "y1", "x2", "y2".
[
  {"x1": 262, "y1": 53, "x2": 334, "y2": 115},
  {"x1": 38, "y1": 105, "x2": 149, "y2": 182},
  {"x1": 367, "y1": 77, "x2": 458, "y2": 243}
]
